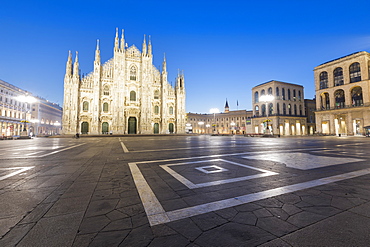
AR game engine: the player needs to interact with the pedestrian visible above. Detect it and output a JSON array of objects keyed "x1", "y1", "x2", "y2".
[{"x1": 75, "y1": 133, "x2": 80, "y2": 138}]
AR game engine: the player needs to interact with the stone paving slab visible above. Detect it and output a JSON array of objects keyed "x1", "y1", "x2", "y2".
[{"x1": 0, "y1": 136, "x2": 370, "y2": 246}]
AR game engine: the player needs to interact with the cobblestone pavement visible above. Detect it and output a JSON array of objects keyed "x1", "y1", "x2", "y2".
[{"x1": 0, "y1": 135, "x2": 370, "y2": 246}]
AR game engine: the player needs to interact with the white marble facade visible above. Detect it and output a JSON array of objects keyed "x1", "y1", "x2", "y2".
[{"x1": 62, "y1": 29, "x2": 186, "y2": 135}]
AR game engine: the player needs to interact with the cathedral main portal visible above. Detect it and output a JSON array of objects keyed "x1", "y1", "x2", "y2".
[{"x1": 128, "y1": 117, "x2": 137, "y2": 134}]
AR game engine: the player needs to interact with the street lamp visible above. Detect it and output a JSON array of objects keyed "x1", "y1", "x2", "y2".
[
  {"x1": 259, "y1": 95, "x2": 274, "y2": 134},
  {"x1": 210, "y1": 108, "x2": 219, "y2": 134}
]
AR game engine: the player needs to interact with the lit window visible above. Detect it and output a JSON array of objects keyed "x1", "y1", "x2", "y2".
[
  {"x1": 349, "y1": 62, "x2": 361, "y2": 83},
  {"x1": 320, "y1": 72, "x2": 328, "y2": 89},
  {"x1": 334, "y1": 67, "x2": 344, "y2": 86}
]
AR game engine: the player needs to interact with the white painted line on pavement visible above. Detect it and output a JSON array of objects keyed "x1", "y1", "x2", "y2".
[
  {"x1": 0, "y1": 167, "x2": 34, "y2": 181},
  {"x1": 130, "y1": 160, "x2": 370, "y2": 226},
  {"x1": 120, "y1": 141, "x2": 129, "y2": 153},
  {"x1": 129, "y1": 162, "x2": 170, "y2": 225},
  {"x1": 37, "y1": 143, "x2": 85, "y2": 157},
  {"x1": 160, "y1": 159, "x2": 278, "y2": 189}
]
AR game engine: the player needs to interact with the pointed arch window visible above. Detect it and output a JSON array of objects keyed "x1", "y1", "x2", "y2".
[
  {"x1": 103, "y1": 102, "x2": 109, "y2": 112},
  {"x1": 350, "y1": 62, "x2": 361, "y2": 83},
  {"x1": 261, "y1": 89, "x2": 265, "y2": 96},
  {"x1": 334, "y1": 67, "x2": 344, "y2": 86},
  {"x1": 276, "y1": 87, "x2": 279, "y2": 97},
  {"x1": 298, "y1": 90, "x2": 302, "y2": 101},
  {"x1": 319, "y1": 72, "x2": 328, "y2": 89},
  {"x1": 83, "y1": 101, "x2": 89, "y2": 111},
  {"x1": 130, "y1": 66, "x2": 137, "y2": 81},
  {"x1": 282, "y1": 88, "x2": 285, "y2": 100},
  {"x1": 277, "y1": 103, "x2": 280, "y2": 115},
  {"x1": 299, "y1": 105, "x2": 302, "y2": 116},
  {"x1": 288, "y1": 104, "x2": 292, "y2": 115},
  {"x1": 288, "y1": 89, "x2": 291, "y2": 100},
  {"x1": 154, "y1": 90, "x2": 160, "y2": 99},
  {"x1": 130, "y1": 91, "x2": 136, "y2": 101},
  {"x1": 268, "y1": 87, "x2": 273, "y2": 95},
  {"x1": 103, "y1": 85, "x2": 110, "y2": 96}
]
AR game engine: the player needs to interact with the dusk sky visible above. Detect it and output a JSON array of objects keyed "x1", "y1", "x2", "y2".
[{"x1": 1, "y1": 0, "x2": 370, "y2": 113}]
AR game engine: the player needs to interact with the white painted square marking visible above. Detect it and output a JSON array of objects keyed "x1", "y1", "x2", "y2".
[
  {"x1": 129, "y1": 160, "x2": 370, "y2": 226},
  {"x1": 243, "y1": 152, "x2": 364, "y2": 170},
  {"x1": 160, "y1": 159, "x2": 278, "y2": 189},
  {"x1": 195, "y1": 165, "x2": 228, "y2": 174}
]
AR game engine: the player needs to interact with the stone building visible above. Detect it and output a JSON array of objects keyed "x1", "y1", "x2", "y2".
[
  {"x1": 186, "y1": 100, "x2": 253, "y2": 134},
  {"x1": 251, "y1": 80, "x2": 307, "y2": 135},
  {"x1": 314, "y1": 51, "x2": 370, "y2": 136},
  {"x1": 29, "y1": 97, "x2": 62, "y2": 136},
  {"x1": 62, "y1": 29, "x2": 186, "y2": 135},
  {"x1": 0, "y1": 79, "x2": 62, "y2": 138},
  {"x1": 0, "y1": 79, "x2": 32, "y2": 138}
]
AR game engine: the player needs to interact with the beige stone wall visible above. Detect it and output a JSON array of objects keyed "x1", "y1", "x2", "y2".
[
  {"x1": 251, "y1": 80, "x2": 307, "y2": 135},
  {"x1": 314, "y1": 51, "x2": 370, "y2": 136}
]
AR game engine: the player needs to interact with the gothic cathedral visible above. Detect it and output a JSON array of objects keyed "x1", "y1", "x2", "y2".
[{"x1": 62, "y1": 29, "x2": 186, "y2": 135}]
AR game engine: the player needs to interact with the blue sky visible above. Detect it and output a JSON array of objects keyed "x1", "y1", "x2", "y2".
[{"x1": 1, "y1": 0, "x2": 370, "y2": 113}]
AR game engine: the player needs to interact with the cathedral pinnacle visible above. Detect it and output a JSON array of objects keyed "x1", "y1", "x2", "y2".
[
  {"x1": 148, "y1": 35, "x2": 152, "y2": 56},
  {"x1": 142, "y1": 34, "x2": 147, "y2": 56},
  {"x1": 114, "y1": 27, "x2": 119, "y2": 52},
  {"x1": 162, "y1": 53, "x2": 167, "y2": 73},
  {"x1": 120, "y1": 29, "x2": 125, "y2": 52},
  {"x1": 95, "y1": 39, "x2": 101, "y2": 64},
  {"x1": 65, "y1": 50, "x2": 73, "y2": 77},
  {"x1": 73, "y1": 51, "x2": 79, "y2": 77}
]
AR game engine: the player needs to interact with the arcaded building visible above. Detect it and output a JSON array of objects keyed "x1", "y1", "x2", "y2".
[
  {"x1": 314, "y1": 51, "x2": 370, "y2": 136},
  {"x1": 252, "y1": 80, "x2": 307, "y2": 135},
  {"x1": 62, "y1": 29, "x2": 186, "y2": 135}
]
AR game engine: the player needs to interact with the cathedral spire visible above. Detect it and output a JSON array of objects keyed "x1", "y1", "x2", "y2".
[
  {"x1": 162, "y1": 53, "x2": 167, "y2": 73},
  {"x1": 148, "y1": 35, "x2": 152, "y2": 56},
  {"x1": 142, "y1": 34, "x2": 147, "y2": 56},
  {"x1": 73, "y1": 51, "x2": 79, "y2": 78},
  {"x1": 65, "y1": 50, "x2": 72, "y2": 77},
  {"x1": 120, "y1": 29, "x2": 125, "y2": 52},
  {"x1": 95, "y1": 39, "x2": 100, "y2": 64},
  {"x1": 114, "y1": 27, "x2": 119, "y2": 52}
]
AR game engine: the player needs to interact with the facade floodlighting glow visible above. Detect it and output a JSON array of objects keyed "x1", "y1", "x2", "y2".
[{"x1": 259, "y1": 95, "x2": 274, "y2": 102}]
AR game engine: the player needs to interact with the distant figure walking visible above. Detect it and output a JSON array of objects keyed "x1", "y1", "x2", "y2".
[{"x1": 75, "y1": 133, "x2": 80, "y2": 139}]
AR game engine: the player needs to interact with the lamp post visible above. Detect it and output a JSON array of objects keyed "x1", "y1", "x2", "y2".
[
  {"x1": 259, "y1": 95, "x2": 274, "y2": 134},
  {"x1": 210, "y1": 108, "x2": 219, "y2": 134}
]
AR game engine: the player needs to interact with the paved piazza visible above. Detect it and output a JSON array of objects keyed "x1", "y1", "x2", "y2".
[{"x1": 1, "y1": 136, "x2": 370, "y2": 246}]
